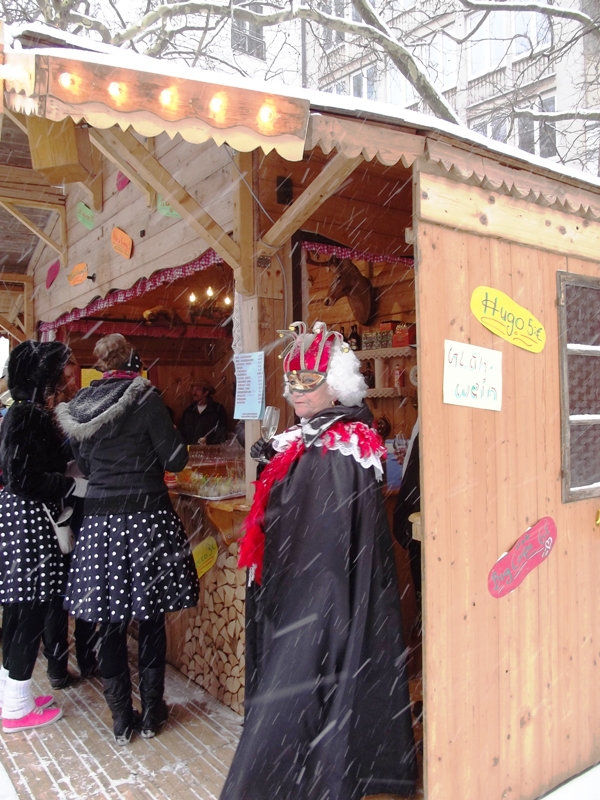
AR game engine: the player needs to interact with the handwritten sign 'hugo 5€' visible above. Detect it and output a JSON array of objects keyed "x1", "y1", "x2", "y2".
[
  {"x1": 470, "y1": 287, "x2": 546, "y2": 353},
  {"x1": 111, "y1": 227, "x2": 133, "y2": 259},
  {"x1": 443, "y1": 339, "x2": 502, "y2": 412}
]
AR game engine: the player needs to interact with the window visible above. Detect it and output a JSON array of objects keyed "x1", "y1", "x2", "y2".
[
  {"x1": 470, "y1": 116, "x2": 508, "y2": 143},
  {"x1": 389, "y1": 65, "x2": 417, "y2": 107},
  {"x1": 517, "y1": 96, "x2": 557, "y2": 158},
  {"x1": 429, "y1": 25, "x2": 458, "y2": 89},
  {"x1": 557, "y1": 272, "x2": 600, "y2": 502},
  {"x1": 351, "y1": 66, "x2": 378, "y2": 100},
  {"x1": 468, "y1": 11, "x2": 506, "y2": 77},
  {"x1": 334, "y1": 0, "x2": 345, "y2": 42},
  {"x1": 232, "y1": 3, "x2": 266, "y2": 59},
  {"x1": 514, "y1": 10, "x2": 551, "y2": 57},
  {"x1": 540, "y1": 96, "x2": 557, "y2": 158}
]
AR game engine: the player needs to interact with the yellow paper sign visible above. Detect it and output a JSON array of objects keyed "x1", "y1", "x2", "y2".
[
  {"x1": 192, "y1": 536, "x2": 219, "y2": 579},
  {"x1": 111, "y1": 227, "x2": 133, "y2": 259},
  {"x1": 470, "y1": 286, "x2": 546, "y2": 353},
  {"x1": 68, "y1": 262, "x2": 88, "y2": 286}
]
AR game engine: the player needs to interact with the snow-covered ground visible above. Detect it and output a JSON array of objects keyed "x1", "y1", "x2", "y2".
[{"x1": 541, "y1": 763, "x2": 600, "y2": 799}]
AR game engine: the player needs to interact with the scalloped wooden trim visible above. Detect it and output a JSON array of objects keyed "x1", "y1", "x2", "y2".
[
  {"x1": 306, "y1": 113, "x2": 424, "y2": 167},
  {"x1": 425, "y1": 139, "x2": 600, "y2": 222}
]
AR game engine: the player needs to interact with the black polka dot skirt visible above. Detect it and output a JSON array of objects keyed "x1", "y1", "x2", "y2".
[
  {"x1": 0, "y1": 492, "x2": 67, "y2": 603},
  {"x1": 64, "y1": 508, "x2": 200, "y2": 623}
]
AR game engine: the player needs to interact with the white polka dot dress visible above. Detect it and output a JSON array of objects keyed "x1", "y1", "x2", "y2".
[
  {"x1": 0, "y1": 491, "x2": 67, "y2": 603},
  {"x1": 64, "y1": 508, "x2": 199, "y2": 623}
]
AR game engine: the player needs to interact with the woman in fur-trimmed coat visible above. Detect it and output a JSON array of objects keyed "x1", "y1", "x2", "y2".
[{"x1": 56, "y1": 333, "x2": 199, "y2": 745}]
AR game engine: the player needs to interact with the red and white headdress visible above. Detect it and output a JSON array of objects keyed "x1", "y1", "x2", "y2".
[
  {"x1": 278, "y1": 321, "x2": 348, "y2": 374},
  {"x1": 278, "y1": 321, "x2": 367, "y2": 406}
]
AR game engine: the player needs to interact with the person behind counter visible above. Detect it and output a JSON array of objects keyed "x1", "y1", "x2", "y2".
[
  {"x1": 220, "y1": 321, "x2": 417, "y2": 800},
  {"x1": 56, "y1": 333, "x2": 199, "y2": 745},
  {"x1": 0, "y1": 341, "x2": 87, "y2": 733},
  {"x1": 178, "y1": 380, "x2": 228, "y2": 444}
]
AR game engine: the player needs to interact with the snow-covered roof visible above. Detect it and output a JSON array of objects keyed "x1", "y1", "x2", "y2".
[{"x1": 3, "y1": 21, "x2": 600, "y2": 197}]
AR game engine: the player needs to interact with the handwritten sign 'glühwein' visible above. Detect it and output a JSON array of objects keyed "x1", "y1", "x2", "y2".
[
  {"x1": 76, "y1": 202, "x2": 94, "y2": 230},
  {"x1": 192, "y1": 536, "x2": 219, "y2": 579},
  {"x1": 111, "y1": 227, "x2": 133, "y2": 259},
  {"x1": 443, "y1": 339, "x2": 502, "y2": 412},
  {"x1": 470, "y1": 286, "x2": 546, "y2": 353},
  {"x1": 68, "y1": 263, "x2": 88, "y2": 286}
]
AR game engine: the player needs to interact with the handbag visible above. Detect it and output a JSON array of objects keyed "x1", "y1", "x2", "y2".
[{"x1": 42, "y1": 504, "x2": 75, "y2": 555}]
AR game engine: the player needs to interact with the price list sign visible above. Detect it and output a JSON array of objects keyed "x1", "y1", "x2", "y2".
[{"x1": 234, "y1": 352, "x2": 265, "y2": 420}]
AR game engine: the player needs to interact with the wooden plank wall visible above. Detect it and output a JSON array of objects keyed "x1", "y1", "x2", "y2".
[
  {"x1": 258, "y1": 148, "x2": 413, "y2": 258},
  {"x1": 416, "y1": 212, "x2": 600, "y2": 800},
  {"x1": 154, "y1": 344, "x2": 236, "y2": 430},
  {"x1": 31, "y1": 135, "x2": 233, "y2": 322}
]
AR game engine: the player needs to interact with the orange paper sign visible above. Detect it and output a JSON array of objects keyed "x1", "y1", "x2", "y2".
[
  {"x1": 111, "y1": 227, "x2": 133, "y2": 259},
  {"x1": 68, "y1": 263, "x2": 88, "y2": 286}
]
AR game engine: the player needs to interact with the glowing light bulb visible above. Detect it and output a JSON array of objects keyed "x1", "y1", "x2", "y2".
[
  {"x1": 209, "y1": 95, "x2": 224, "y2": 114},
  {"x1": 160, "y1": 88, "x2": 174, "y2": 107},
  {"x1": 59, "y1": 72, "x2": 74, "y2": 89},
  {"x1": 108, "y1": 82, "x2": 123, "y2": 98},
  {"x1": 258, "y1": 103, "x2": 275, "y2": 125},
  {"x1": 206, "y1": 286, "x2": 214, "y2": 298},
  {"x1": 224, "y1": 296, "x2": 232, "y2": 306},
  {"x1": 189, "y1": 292, "x2": 197, "y2": 303}
]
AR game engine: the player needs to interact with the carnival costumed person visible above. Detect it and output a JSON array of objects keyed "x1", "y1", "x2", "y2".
[
  {"x1": 56, "y1": 334, "x2": 199, "y2": 745},
  {"x1": 0, "y1": 341, "x2": 87, "y2": 733},
  {"x1": 220, "y1": 322, "x2": 417, "y2": 800}
]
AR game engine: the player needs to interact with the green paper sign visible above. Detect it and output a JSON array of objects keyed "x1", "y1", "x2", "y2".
[
  {"x1": 157, "y1": 195, "x2": 181, "y2": 218},
  {"x1": 76, "y1": 202, "x2": 94, "y2": 230}
]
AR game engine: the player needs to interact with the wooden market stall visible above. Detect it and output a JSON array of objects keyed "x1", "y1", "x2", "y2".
[{"x1": 4, "y1": 22, "x2": 600, "y2": 800}]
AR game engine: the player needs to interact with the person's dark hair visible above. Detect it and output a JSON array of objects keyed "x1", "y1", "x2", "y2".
[
  {"x1": 192, "y1": 379, "x2": 215, "y2": 396},
  {"x1": 8, "y1": 340, "x2": 71, "y2": 403},
  {"x1": 94, "y1": 334, "x2": 142, "y2": 372}
]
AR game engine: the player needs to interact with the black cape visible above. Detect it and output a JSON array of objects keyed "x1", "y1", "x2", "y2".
[{"x1": 221, "y1": 406, "x2": 417, "y2": 800}]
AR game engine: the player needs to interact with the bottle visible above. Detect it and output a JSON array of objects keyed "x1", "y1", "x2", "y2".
[
  {"x1": 340, "y1": 326, "x2": 348, "y2": 343},
  {"x1": 363, "y1": 360, "x2": 375, "y2": 389},
  {"x1": 348, "y1": 324, "x2": 361, "y2": 351}
]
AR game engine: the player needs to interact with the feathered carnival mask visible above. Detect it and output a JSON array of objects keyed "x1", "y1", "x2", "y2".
[{"x1": 277, "y1": 322, "x2": 367, "y2": 406}]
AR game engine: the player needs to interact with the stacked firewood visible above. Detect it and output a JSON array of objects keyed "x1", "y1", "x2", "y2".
[{"x1": 179, "y1": 540, "x2": 246, "y2": 715}]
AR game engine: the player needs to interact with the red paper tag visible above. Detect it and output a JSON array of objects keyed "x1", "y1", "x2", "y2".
[
  {"x1": 116, "y1": 171, "x2": 130, "y2": 192},
  {"x1": 46, "y1": 260, "x2": 60, "y2": 289}
]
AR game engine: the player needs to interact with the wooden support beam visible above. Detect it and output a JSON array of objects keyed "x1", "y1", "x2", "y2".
[
  {"x1": 232, "y1": 151, "x2": 255, "y2": 296},
  {"x1": 4, "y1": 108, "x2": 26, "y2": 134},
  {"x1": 82, "y1": 145, "x2": 103, "y2": 212},
  {"x1": 0, "y1": 273, "x2": 33, "y2": 284},
  {"x1": 91, "y1": 127, "x2": 241, "y2": 271},
  {"x1": 0, "y1": 200, "x2": 63, "y2": 255},
  {"x1": 0, "y1": 312, "x2": 25, "y2": 342},
  {"x1": 256, "y1": 152, "x2": 364, "y2": 257},
  {"x1": 23, "y1": 280, "x2": 33, "y2": 339},
  {"x1": 144, "y1": 137, "x2": 157, "y2": 210},
  {"x1": 89, "y1": 128, "x2": 155, "y2": 205}
]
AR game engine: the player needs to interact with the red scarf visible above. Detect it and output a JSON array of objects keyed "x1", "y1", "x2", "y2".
[{"x1": 237, "y1": 421, "x2": 385, "y2": 585}]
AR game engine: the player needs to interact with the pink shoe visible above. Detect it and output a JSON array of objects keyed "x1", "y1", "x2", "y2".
[
  {"x1": 0, "y1": 695, "x2": 54, "y2": 716},
  {"x1": 3, "y1": 705, "x2": 63, "y2": 733}
]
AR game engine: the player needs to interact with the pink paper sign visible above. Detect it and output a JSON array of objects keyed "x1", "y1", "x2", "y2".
[
  {"x1": 46, "y1": 260, "x2": 60, "y2": 289},
  {"x1": 116, "y1": 171, "x2": 131, "y2": 192}
]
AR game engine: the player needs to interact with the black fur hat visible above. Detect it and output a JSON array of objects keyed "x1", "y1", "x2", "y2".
[{"x1": 8, "y1": 340, "x2": 71, "y2": 403}]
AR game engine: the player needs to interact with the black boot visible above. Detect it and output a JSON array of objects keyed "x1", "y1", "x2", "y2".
[
  {"x1": 102, "y1": 670, "x2": 139, "y2": 745},
  {"x1": 139, "y1": 666, "x2": 168, "y2": 739}
]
